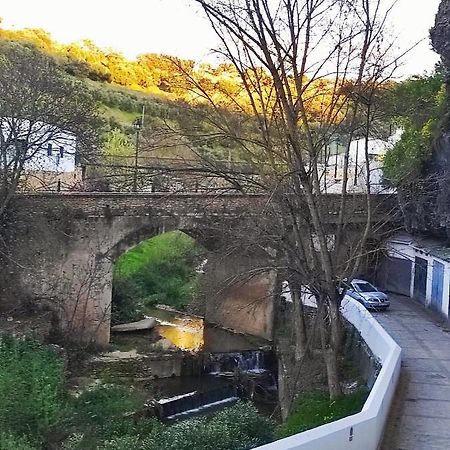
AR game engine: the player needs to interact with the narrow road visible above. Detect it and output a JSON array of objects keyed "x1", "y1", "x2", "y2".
[{"x1": 376, "y1": 295, "x2": 450, "y2": 450}]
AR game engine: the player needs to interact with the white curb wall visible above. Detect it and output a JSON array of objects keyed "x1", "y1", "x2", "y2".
[{"x1": 256, "y1": 298, "x2": 402, "y2": 450}]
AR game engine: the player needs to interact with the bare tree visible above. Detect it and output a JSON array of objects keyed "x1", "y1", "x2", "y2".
[{"x1": 179, "y1": 0, "x2": 400, "y2": 402}]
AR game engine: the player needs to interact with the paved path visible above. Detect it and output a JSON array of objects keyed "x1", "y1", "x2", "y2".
[{"x1": 376, "y1": 295, "x2": 450, "y2": 450}]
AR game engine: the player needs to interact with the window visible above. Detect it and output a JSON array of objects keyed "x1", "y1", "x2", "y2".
[
  {"x1": 59, "y1": 146, "x2": 64, "y2": 158},
  {"x1": 47, "y1": 143, "x2": 53, "y2": 156},
  {"x1": 15, "y1": 139, "x2": 26, "y2": 153},
  {"x1": 354, "y1": 282, "x2": 377, "y2": 293}
]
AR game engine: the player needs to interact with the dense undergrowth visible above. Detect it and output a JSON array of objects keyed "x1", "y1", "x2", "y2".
[
  {"x1": 0, "y1": 334, "x2": 274, "y2": 450},
  {"x1": 276, "y1": 389, "x2": 368, "y2": 439},
  {"x1": 111, "y1": 231, "x2": 203, "y2": 324}
]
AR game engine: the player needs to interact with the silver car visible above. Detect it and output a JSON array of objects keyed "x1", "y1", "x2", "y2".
[{"x1": 346, "y1": 279, "x2": 390, "y2": 310}]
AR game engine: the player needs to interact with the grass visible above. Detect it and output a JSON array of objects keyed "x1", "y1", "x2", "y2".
[
  {"x1": 112, "y1": 231, "x2": 203, "y2": 323},
  {"x1": 0, "y1": 334, "x2": 67, "y2": 443},
  {"x1": 101, "y1": 105, "x2": 140, "y2": 127},
  {"x1": 0, "y1": 334, "x2": 273, "y2": 450},
  {"x1": 276, "y1": 389, "x2": 368, "y2": 439}
]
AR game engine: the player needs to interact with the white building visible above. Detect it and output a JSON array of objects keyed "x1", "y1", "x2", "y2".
[
  {"x1": 323, "y1": 129, "x2": 402, "y2": 193},
  {"x1": 1, "y1": 118, "x2": 80, "y2": 190},
  {"x1": 378, "y1": 233, "x2": 450, "y2": 319}
]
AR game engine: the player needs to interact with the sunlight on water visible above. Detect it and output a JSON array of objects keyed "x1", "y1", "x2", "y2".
[{"x1": 156, "y1": 317, "x2": 204, "y2": 351}]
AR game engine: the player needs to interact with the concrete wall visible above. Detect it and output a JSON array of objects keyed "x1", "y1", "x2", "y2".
[
  {"x1": 199, "y1": 252, "x2": 275, "y2": 340},
  {"x1": 256, "y1": 298, "x2": 402, "y2": 450}
]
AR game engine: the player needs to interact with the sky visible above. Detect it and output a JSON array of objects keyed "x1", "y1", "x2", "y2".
[{"x1": 0, "y1": 0, "x2": 442, "y2": 77}]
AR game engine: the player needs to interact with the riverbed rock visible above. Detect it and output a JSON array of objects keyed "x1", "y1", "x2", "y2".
[
  {"x1": 111, "y1": 318, "x2": 157, "y2": 332},
  {"x1": 153, "y1": 338, "x2": 177, "y2": 351}
]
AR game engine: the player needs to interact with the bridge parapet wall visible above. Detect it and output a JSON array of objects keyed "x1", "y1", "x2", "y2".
[{"x1": 15, "y1": 191, "x2": 397, "y2": 224}]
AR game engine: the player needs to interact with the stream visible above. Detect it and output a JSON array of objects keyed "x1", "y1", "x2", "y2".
[{"x1": 105, "y1": 306, "x2": 279, "y2": 421}]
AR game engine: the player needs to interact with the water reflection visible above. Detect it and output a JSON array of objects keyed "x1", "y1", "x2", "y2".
[
  {"x1": 148, "y1": 307, "x2": 268, "y2": 353},
  {"x1": 156, "y1": 316, "x2": 204, "y2": 352}
]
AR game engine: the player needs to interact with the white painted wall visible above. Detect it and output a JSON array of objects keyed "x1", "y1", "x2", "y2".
[
  {"x1": 387, "y1": 237, "x2": 450, "y2": 318},
  {"x1": 24, "y1": 137, "x2": 77, "y2": 173},
  {"x1": 1, "y1": 118, "x2": 77, "y2": 173},
  {"x1": 443, "y1": 266, "x2": 450, "y2": 318},
  {"x1": 255, "y1": 298, "x2": 402, "y2": 450}
]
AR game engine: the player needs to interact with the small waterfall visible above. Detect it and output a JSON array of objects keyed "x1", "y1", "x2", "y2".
[
  {"x1": 154, "y1": 385, "x2": 238, "y2": 421},
  {"x1": 205, "y1": 350, "x2": 267, "y2": 375}
]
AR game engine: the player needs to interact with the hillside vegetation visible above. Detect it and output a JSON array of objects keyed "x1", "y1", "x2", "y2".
[
  {"x1": 1, "y1": 24, "x2": 440, "y2": 182},
  {"x1": 0, "y1": 334, "x2": 274, "y2": 450},
  {"x1": 0, "y1": 25, "x2": 355, "y2": 163}
]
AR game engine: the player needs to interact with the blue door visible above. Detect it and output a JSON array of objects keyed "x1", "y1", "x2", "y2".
[
  {"x1": 414, "y1": 257, "x2": 428, "y2": 303},
  {"x1": 431, "y1": 260, "x2": 444, "y2": 312}
]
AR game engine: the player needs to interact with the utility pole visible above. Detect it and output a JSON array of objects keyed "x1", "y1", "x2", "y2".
[
  {"x1": 354, "y1": 139, "x2": 359, "y2": 186},
  {"x1": 334, "y1": 142, "x2": 338, "y2": 179},
  {"x1": 132, "y1": 106, "x2": 145, "y2": 192},
  {"x1": 132, "y1": 119, "x2": 141, "y2": 192}
]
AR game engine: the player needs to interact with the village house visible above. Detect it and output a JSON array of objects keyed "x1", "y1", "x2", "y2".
[{"x1": 1, "y1": 118, "x2": 81, "y2": 191}]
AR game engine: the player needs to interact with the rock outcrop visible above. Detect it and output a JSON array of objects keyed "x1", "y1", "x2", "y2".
[{"x1": 431, "y1": 0, "x2": 450, "y2": 71}]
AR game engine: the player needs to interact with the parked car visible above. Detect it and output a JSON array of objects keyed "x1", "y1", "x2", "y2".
[{"x1": 345, "y1": 279, "x2": 390, "y2": 310}]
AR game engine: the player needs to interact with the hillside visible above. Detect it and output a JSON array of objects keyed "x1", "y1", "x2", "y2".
[
  {"x1": 0, "y1": 24, "x2": 415, "y2": 173},
  {"x1": 0, "y1": 26, "x2": 245, "y2": 164}
]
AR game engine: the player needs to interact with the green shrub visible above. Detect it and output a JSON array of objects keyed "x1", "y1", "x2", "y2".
[
  {"x1": 144, "y1": 402, "x2": 273, "y2": 450},
  {"x1": 72, "y1": 385, "x2": 142, "y2": 428},
  {"x1": 0, "y1": 431, "x2": 37, "y2": 450},
  {"x1": 0, "y1": 335, "x2": 66, "y2": 439},
  {"x1": 98, "y1": 435, "x2": 142, "y2": 450},
  {"x1": 276, "y1": 389, "x2": 368, "y2": 439},
  {"x1": 111, "y1": 277, "x2": 145, "y2": 324},
  {"x1": 66, "y1": 384, "x2": 149, "y2": 449},
  {"x1": 0, "y1": 335, "x2": 272, "y2": 450},
  {"x1": 112, "y1": 231, "x2": 203, "y2": 323},
  {"x1": 97, "y1": 402, "x2": 273, "y2": 450}
]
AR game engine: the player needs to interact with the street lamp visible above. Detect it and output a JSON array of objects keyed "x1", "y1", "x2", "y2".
[{"x1": 132, "y1": 118, "x2": 141, "y2": 192}]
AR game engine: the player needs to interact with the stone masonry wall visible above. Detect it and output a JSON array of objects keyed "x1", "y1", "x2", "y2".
[{"x1": 0, "y1": 192, "x2": 395, "y2": 345}]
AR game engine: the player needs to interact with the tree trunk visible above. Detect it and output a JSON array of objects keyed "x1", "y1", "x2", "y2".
[
  {"x1": 323, "y1": 345, "x2": 342, "y2": 400},
  {"x1": 320, "y1": 301, "x2": 343, "y2": 400},
  {"x1": 277, "y1": 348, "x2": 294, "y2": 420},
  {"x1": 329, "y1": 297, "x2": 344, "y2": 353},
  {"x1": 291, "y1": 288, "x2": 308, "y2": 360}
]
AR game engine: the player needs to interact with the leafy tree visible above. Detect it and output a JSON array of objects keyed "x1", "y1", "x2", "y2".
[
  {"x1": 384, "y1": 70, "x2": 446, "y2": 184},
  {"x1": 0, "y1": 41, "x2": 101, "y2": 217},
  {"x1": 103, "y1": 128, "x2": 135, "y2": 157}
]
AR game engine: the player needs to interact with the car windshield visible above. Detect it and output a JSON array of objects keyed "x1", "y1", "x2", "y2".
[{"x1": 354, "y1": 282, "x2": 377, "y2": 293}]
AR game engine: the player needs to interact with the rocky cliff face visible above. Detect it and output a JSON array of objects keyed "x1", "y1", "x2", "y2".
[
  {"x1": 399, "y1": 1, "x2": 450, "y2": 240},
  {"x1": 431, "y1": 0, "x2": 450, "y2": 72}
]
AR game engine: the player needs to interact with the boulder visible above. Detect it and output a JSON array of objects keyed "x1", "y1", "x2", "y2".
[
  {"x1": 153, "y1": 338, "x2": 176, "y2": 351},
  {"x1": 111, "y1": 317, "x2": 157, "y2": 332}
]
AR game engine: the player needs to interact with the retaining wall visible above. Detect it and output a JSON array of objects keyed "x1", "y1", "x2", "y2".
[{"x1": 257, "y1": 298, "x2": 402, "y2": 450}]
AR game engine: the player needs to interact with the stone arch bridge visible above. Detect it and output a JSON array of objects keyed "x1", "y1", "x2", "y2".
[{"x1": 0, "y1": 192, "x2": 397, "y2": 345}]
